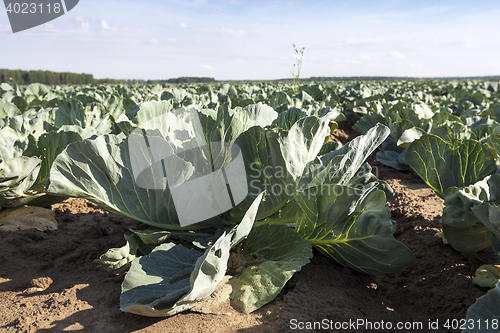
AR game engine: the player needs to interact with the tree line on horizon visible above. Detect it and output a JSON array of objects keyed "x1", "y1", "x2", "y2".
[
  {"x1": 2, "y1": 68, "x2": 499, "y2": 86},
  {"x1": 0, "y1": 68, "x2": 122, "y2": 85},
  {"x1": 0, "y1": 69, "x2": 215, "y2": 86}
]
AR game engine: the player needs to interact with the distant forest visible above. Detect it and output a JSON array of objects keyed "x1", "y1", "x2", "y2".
[
  {"x1": 147, "y1": 77, "x2": 216, "y2": 84},
  {"x1": 0, "y1": 69, "x2": 121, "y2": 85},
  {"x1": 1, "y1": 68, "x2": 499, "y2": 86},
  {"x1": 0, "y1": 69, "x2": 215, "y2": 85}
]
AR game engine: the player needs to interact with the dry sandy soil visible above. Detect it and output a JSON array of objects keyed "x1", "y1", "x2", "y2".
[{"x1": 0, "y1": 122, "x2": 496, "y2": 333}]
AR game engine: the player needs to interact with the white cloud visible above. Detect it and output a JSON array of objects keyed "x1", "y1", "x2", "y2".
[
  {"x1": 197, "y1": 27, "x2": 245, "y2": 38},
  {"x1": 73, "y1": 16, "x2": 90, "y2": 31},
  {"x1": 180, "y1": 22, "x2": 187, "y2": 28},
  {"x1": 148, "y1": 38, "x2": 160, "y2": 44},
  {"x1": 101, "y1": 20, "x2": 110, "y2": 29},
  {"x1": 218, "y1": 27, "x2": 245, "y2": 38},
  {"x1": 346, "y1": 60, "x2": 361, "y2": 65},
  {"x1": 168, "y1": 37, "x2": 178, "y2": 43},
  {"x1": 360, "y1": 55, "x2": 372, "y2": 61},
  {"x1": 201, "y1": 65, "x2": 215, "y2": 71},
  {"x1": 80, "y1": 22, "x2": 90, "y2": 31},
  {"x1": 388, "y1": 50, "x2": 405, "y2": 59}
]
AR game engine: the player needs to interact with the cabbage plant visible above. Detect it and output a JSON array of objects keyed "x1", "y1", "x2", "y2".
[
  {"x1": 405, "y1": 134, "x2": 499, "y2": 252},
  {"x1": 46, "y1": 101, "x2": 413, "y2": 316}
]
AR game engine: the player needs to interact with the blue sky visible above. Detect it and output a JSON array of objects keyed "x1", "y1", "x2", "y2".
[{"x1": 1, "y1": 0, "x2": 499, "y2": 80}]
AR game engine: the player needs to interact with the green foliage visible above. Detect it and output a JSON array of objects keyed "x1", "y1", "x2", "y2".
[
  {"x1": 5, "y1": 78, "x2": 500, "y2": 321},
  {"x1": 405, "y1": 134, "x2": 496, "y2": 197},
  {"x1": 0, "y1": 68, "x2": 102, "y2": 85},
  {"x1": 464, "y1": 281, "x2": 500, "y2": 333},
  {"x1": 229, "y1": 224, "x2": 312, "y2": 313},
  {"x1": 120, "y1": 193, "x2": 262, "y2": 317},
  {"x1": 44, "y1": 95, "x2": 404, "y2": 316}
]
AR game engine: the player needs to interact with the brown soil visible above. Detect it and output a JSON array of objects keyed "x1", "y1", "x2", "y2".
[{"x1": 0, "y1": 121, "x2": 496, "y2": 333}]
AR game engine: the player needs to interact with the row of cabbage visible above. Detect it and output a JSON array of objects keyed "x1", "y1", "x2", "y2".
[
  {"x1": 348, "y1": 80, "x2": 500, "y2": 332},
  {"x1": 1, "y1": 79, "x2": 499, "y2": 327}
]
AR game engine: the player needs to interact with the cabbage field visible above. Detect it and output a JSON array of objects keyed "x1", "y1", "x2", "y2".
[{"x1": 1, "y1": 79, "x2": 500, "y2": 332}]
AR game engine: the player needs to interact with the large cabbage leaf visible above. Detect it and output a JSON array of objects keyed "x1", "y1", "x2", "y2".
[
  {"x1": 0, "y1": 115, "x2": 31, "y2": 162},
  {"x1": 405, "y1": 134, "x2": 497, "y2": 197},
  {"x1": 463, "y1": 281, "x2": 500, "y2": 333},
  {"x1": 441, "y1": 175, "x2": 500, "y2": 252},
  {"x1": 120, "y1": 193, "x2": 263, "y2": 317},
  {"x1": 229, "y1": 223, "x2": 312, "y2": 313},
  {"x1": 0, "y1": 100, "x2": 22, "y2": 118},
  {"x1": 226, "y1": 113, "x2": 333, "y2": 221},
  {"x1": 295, "y1": 183, "x2": 414, "y2": 274},
  {"x1": 47, "y1": 133, "x2": 188, "y2": 229},
  {"x1": 0, "y1": 156, "x2": 41, "y2": 208},
  {"x1": 24, "y1": 130, "x2": 83, "y2": 187},
  {"x1": 472, "y1": 202, "x2": 500, "y2": 239},
  {"x1": 297, "y1": 123, "x2": 390, "y2": 189}
]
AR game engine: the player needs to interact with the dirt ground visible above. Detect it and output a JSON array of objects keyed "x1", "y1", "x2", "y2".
[{"x1": 0, "y1": 122, "x2": 496, "y2": 333}]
